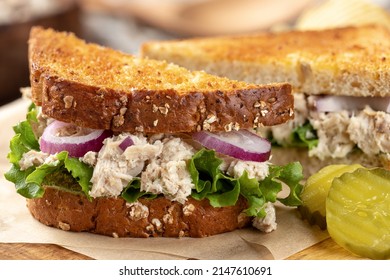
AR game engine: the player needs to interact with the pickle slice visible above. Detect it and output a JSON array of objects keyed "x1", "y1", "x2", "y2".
[
  {"x1": 299, "y1": 164, "x2": 362, "y2": 229},
  {"x1": 326, "y1": 168, "x2": 390, "y2": 259}
]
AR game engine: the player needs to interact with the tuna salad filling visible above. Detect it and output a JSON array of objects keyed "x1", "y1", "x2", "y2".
[
  {"x1": 6, "y1": 104, "x2": 303, "y2": 233},
  {"x1": 259, "y1": 93, "x2": 390, "y2": 161}
]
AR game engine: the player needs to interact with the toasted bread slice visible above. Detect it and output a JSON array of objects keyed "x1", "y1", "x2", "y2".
[
  {"x1": 29, "y1": 26, "x2": 293, "y2": 133},
  {"x1": 27, "y1": 188, "x2": 251, "y2": 238},
  {"x1": 141, "y1": 25, "x2": 390, "y2": 97}
]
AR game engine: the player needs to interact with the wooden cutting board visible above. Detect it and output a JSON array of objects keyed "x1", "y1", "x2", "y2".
[{"x1": 0, "y1": 237, "x2": 364, "y2": 260}]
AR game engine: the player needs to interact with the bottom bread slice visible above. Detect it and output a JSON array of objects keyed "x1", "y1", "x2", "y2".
[{"x1": 27, "y1": 187, "x2": 251, "y2": 238}]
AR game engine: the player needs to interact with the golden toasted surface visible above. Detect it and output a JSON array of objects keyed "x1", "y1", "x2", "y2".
[
  {"x1": 28, "y1": 26, "x2": 293, "y2": 133},
  {"x1": 144, "y1": 25, "x2": 389, "y2": 62},
  {"x1": 142, "y1": 25, "x2": 390, "y2": 97},
  {"x1": 30, "y1": 26, "x2": 260, "y2": 96}
]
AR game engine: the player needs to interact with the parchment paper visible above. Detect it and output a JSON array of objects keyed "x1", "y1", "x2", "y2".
[{"x1": 0, "y1": 98, "x2": 329, "y2": 260}]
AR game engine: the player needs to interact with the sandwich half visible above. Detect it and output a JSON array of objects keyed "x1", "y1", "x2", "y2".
[
  {"x1": 141, "y1": 25, "x2": 390, "y2": 176},
  {"x1": 5, "y1": 26, "x2": 303, "y2": 238}
]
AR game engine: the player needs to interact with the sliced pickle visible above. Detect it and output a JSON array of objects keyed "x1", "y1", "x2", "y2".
[
  {"x1": 299, "y1": 164, "x2": 362, "y2": 229},
  {"x1": 326, "y1": 168, "x2": 390, "y2": 259}
]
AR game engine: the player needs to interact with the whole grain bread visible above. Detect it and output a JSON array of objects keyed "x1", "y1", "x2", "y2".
[
  {"x1": 29, "y1": 26, "x2": 293, "y2": 133},
  {"x1": 27, "y1": 187, "x2": 251, "y2": 238},
  {"x1": 141, "y1": 25, "x2": 390, "y2": 97}
]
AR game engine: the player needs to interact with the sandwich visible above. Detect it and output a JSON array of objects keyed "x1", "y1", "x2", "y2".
[
  {"x1": 5, "y1": 26, "x2": 303, "y2": 238},
  {"x1": 141, "y1": 25, "x2": 390, "y2": 177}
]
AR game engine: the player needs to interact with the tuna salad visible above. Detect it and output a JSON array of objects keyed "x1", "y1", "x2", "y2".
[
  {"x1": 259, "y1": 93, "x2": 390, "y2": 161},
  {"x1": 7, "y1": 103, "x2": 304, "y2": 234}
]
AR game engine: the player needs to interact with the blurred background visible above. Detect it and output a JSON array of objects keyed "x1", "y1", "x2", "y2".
[{"x1": 1, "y1": 0, "x2": 389, "y2": 106}]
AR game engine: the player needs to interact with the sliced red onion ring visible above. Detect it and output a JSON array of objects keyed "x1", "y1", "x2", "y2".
[
  {"x1": 193, "y1": 130, "x2": 271, "y2": 162},
  {"x1": 40, "y1": 120, "x2": 112, "y2": 157},
  {"x1": 314, "y1": 95, "x2": 390, "y2": 113},
  {"x1": 119, "y1": 136, "x2": 134, "y2": 151}
]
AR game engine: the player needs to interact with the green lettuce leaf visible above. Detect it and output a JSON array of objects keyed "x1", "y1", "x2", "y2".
[
  {"x1": 4, "y1": 105, "x2": 93, "y2": 199},
  {"x1": 259, "y1": 162, "x2": 303, "y2": 207},
  {"x1": 290, "y1": 122, "x2": 318, "y2": 150},
  {"x1": 189, "y1": 149, "x2": 304, "y2": 217},
  {"x1": 56, "y1": 152, "x2": 93, "y2": 197},
  {"x1": 4, "y1": 104, "x2": 43, "y2": 198},
  {"x1": 8, "y1": 134, "x2": 32, "y2": 166},
  {"x1": 4, "y1": 164, "x2": 44, "y2": 198},
  {"x1": 13, "y1": 105, "x2": 40, "y2": 151},
  {"x1": 189, "y1": 148, "x2": 222, "y2": 199},
  {"x1": 121, "y1": 178, "x2": 157, "y2": 203},
  {"x1": 205, "y1": 173, "x2": 240, "y2": 207},
  {"x1": 190, "y1": 149, "x2": 240, "y2": 206},
  {"x1": 6, "y1": 150, "x2": 94, "y2": 200},
  {"x1": 7, "y1": 105, "x2": 39, "y2": 165},
  {"x1": 269, "y1": 122, "x2": 318, "y2": 149},
  {"x1": 239, "y1": 171, "x2": 266, "y2": 217}
]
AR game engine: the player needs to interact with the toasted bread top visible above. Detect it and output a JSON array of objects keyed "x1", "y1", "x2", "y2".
[
  {"x1": 141, "y1": 25, "x2": 390, "y2": 97},
  {"x1": 28, "y1": 27, "x2": 293, "y2": 133}
]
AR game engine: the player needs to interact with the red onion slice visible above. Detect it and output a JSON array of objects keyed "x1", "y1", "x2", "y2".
[
  {"x1": 119, "y1": 136, "x2": 134, "y2": 151},
  {"x1": 314, "y1": 95, "x2": 390, "y2": 113},
  {"x1": 193, "y1": 130, "x2": 271, "y2": 162},
  {"x1": 40, "y1": 120, "x2": 112, "y2": 157}
]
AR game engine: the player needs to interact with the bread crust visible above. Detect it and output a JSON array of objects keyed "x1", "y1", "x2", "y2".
[
  {"x1": 29, "y1": 26, "x2": 293, "y2": 133},
  {"x1": 27, "y1": 187, "x2": 251, "y2": 238},
  {"x1": 141, "y1": 25, "x2": 390, "y2": 97},
  {"x1": 36, "y1": 77, "x2": 293, "y2": 133}
]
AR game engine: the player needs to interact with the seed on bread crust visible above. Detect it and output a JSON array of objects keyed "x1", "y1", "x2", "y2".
[
  {"x1": 63, "y1": 95, "x2": 74, "y2": 109},
  {"x1": 183, "y1": 204, "x2": 195, "y2": 216},
  {"x1": 127, "y1": 201, "x2": 149, "y2": 221},
  {"x1": 58, "y1": 221, "x2": 70, "y2": 231}
]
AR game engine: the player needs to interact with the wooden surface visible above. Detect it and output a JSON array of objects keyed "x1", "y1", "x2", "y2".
[
  {"x1": 0, "y1": 237, "x2": 364, "y2": 260},
  {"x1": 0, "y1": 243, "x2": 93, "y2": 260}
]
